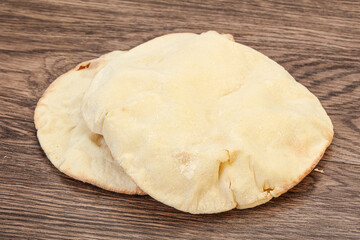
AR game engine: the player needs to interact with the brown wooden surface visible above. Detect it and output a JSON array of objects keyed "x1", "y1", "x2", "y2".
[{"x1": 1, "y1": 0, "x2": 359, "y2": 239}]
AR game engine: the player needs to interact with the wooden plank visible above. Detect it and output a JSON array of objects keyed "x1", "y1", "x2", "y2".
[
  {"x1": 0, "y1": 0, "x2": 359, "y2": 239},
  {"x1": 0, "y1": 159, "x2": 359, "y2": 239}
]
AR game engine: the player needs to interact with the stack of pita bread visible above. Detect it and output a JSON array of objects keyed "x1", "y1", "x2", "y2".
[{"x1": 34, "y1": 31, "x2": 333, "y2": 214}]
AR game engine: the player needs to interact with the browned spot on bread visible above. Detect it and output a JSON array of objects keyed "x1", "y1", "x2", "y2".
[
  {"x1": 175, "y1": 152, "x2": 191, "y2": 165},
  {"x1": 76, "y1": 62, "x2": 91, "y2": 71},
  {"x1": 89, "y1": 133, "x2": 103, "y2": 147}
]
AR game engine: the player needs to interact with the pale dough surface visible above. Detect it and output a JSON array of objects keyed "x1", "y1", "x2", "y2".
[
  {"x1": 82, "y1": 32, "x2": 333, "y2": 213},
  {"x1": 35, "y1": 51, "x2": 144, "y2": 194}
]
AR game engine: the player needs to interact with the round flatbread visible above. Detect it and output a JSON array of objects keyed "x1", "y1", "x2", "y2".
[
  {"x1": 34, "y1": 51, "x2": 144, "y2": 194},
  {"x1": 82, "y1": 31, "x2": 333, "y2": 213}
]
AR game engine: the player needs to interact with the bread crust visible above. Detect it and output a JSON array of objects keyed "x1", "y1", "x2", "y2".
[{"x1": 34, "y1": 55, "x2": 146, "y2": 195}]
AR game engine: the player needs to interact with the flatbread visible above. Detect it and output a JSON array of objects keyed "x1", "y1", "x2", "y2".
[
  {"x1": 82, "y1": 31, "x2": 333, "y2": 213},
  {"x1": 34, "y1": 51, "x2": 144, "y2": 194}
]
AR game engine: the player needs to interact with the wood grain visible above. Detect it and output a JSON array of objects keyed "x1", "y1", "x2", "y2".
[{"x1": 0, "y1": 0, "x2": 359, "y2": 239}]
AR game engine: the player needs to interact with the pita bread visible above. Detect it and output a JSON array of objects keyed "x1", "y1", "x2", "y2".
[
  {"x1": 82, "y1": 31, "x2": 333, "y2": 213},
  {"x1": 34, "y1": 51, "x2": 144, "y2": 194}
]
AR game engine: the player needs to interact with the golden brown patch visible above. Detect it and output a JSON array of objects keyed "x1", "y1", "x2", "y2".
[
  {"x1": 89, "y1": 133, "x2": 103, "y2": 147},
  {"x1": 175, "y1": 152, "x2": 191, "y2": 165},
  {"x1": 76, "y1": 62, "x2": 91, "y2": 71}
]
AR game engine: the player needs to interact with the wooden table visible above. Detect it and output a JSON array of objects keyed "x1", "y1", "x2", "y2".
[{"x1": 1, "y1": 0, "x2": 359, "y2": 239}]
